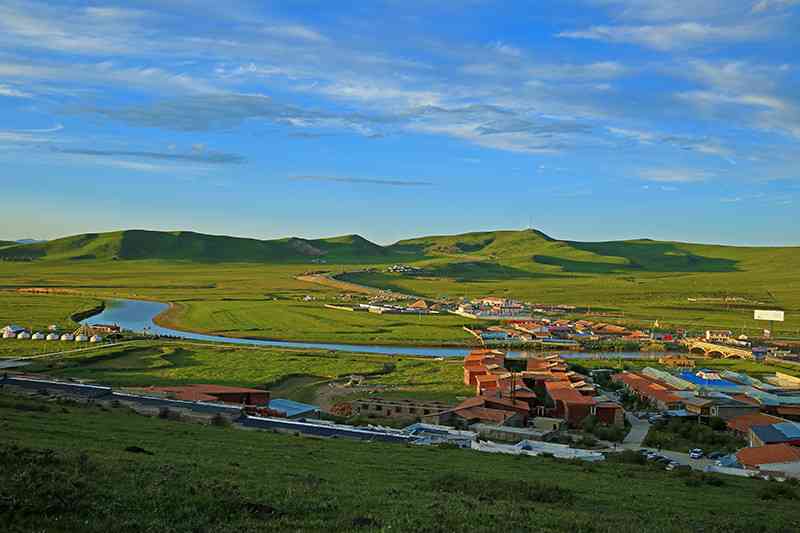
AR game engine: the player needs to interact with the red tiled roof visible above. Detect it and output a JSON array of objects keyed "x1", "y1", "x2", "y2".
[
  {"x1": 727, "y1": 413, "x2": 787, "y2": 434},
  {"x1": 544, "y1": 381, "x2": 595, "y2": 406},
  {"x1": 452, "y1": 406, "x2": 514, "y2": 424},
  {"x1": 613, "y1": 372, "x2": 682, "y2": 405},
  {"x1": 737, "y1": 443, "x2": 800, "y2": 467}
]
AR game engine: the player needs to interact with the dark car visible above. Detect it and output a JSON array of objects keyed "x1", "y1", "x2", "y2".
[{"x1": 707, "y1": 451, "x2": 726, "y2": 460}]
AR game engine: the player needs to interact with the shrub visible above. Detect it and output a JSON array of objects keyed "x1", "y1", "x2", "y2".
[
  {"x1": 434, "y1": 473, "x2": 575, "y2": 505},
  {"x1": 210, "y1": 413, "x2": 230, "y2": 427},
  {"x1": 759, "y1": 483, "x2": 798, "y2": 501}
]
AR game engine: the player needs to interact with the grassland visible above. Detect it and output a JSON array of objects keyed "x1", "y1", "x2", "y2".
[
  {"x1": 0, "y1": 228, "x2": 799, "y2": 351},
  {"x1": 2, "y1": 393, "x2": 799, "y2": 532},
  {"x1": 18, "y1": 340, "x2": 473, "y2": 404}
]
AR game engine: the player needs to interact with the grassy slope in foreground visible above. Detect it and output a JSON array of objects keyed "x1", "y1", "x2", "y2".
[{"x1": 3, "y1": 394, "x2": 799, "y2": 533}]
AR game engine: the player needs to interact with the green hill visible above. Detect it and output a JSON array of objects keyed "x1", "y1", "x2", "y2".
[
  {"x1": 2, "y1": 228, "x2": 798, "y2": 279},
  {"x1": 0, "y1": 240, "x2": 17, "y2": 249},
  {"x1": 4, "y1": 392, "x2": 799, "y2": 532},
  {"x1": 0, "y1": 230, "x2": 391, "y2": 263},
  {"x1": 389, "y1": 229, "x2": 799, "y2": 275}
]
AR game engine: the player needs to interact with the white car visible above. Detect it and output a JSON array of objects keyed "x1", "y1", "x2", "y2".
[{"x1": 689, "y1": 448, "x2": 704, "y2": 459}]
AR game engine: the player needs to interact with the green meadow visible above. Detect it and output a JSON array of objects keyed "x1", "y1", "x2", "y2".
[
  {"x1": 18, "y1": 340, "x2": 473, "y2": 403},
  {"x1": 0, "y1": 228, "x2": 799, "y2": 351},
  {"x1": 2, "y1": 393, "x2": 799, "y2": 533}
]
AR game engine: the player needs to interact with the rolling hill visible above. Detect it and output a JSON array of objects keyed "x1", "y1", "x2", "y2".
[
  {"x1": 1, "y1": 228, "x2": 798, "y2": 276},
  {"x1": 0, "y1": 230, "x2": 392, "y2": 263},
  {"x1": 0, "y1": 240, "x2": 17, "y2": 249}
]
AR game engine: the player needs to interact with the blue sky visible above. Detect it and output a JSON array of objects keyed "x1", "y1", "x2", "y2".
[{"x1": 1, "y1": 0, "x2": 799, "y2": 245}]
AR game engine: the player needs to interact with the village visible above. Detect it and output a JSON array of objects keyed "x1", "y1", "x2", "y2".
[
  {"x1": 2, "y1": 297, "x2": 799, "y2": 480},
  {"x1": 3, "y1": 338, "x2": 800, "y2": 480}
]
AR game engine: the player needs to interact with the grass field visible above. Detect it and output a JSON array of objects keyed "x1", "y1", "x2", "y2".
[
  {"x1": 0, "y1": 228, "x2": 799, "y2": 350},
  {"x1": 2, "y1": 393, "x2": 799, "y2": 532},
  {"x1": 157, "y1": 299, "x2": 480, "y2": 345},
  {"x1": 18, "y1": 340, "x2": 473, "y2": 403}
]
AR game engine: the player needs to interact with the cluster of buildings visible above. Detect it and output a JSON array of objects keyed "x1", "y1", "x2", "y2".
[
  {"x1": 464, "y1": 318, "x2": 671, "y2": 347},
  {"x1": 455, "y1": 297, "x2": 532, "y2": 320},
  {"x1": 458, "y1": 350, "x2": 624, "y2": 428},
  {"x1": 1, "y1": 323, "x2": 118, "y2": 343},
  {"x1": 614, "y1": 367, "x2": 800, "y2": 477},
  {"x1": 325, "y1": 298, "x2": 441, "y2": 315}
]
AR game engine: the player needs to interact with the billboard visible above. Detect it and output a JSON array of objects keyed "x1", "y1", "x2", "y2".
[{"x1": 754, "y1": 310, "x2": 785, "y2": 322}]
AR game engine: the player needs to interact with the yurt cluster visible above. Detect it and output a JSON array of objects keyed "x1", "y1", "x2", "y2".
[{"x1": 1, "y1": 324, "x2": 104, "y2": 343}]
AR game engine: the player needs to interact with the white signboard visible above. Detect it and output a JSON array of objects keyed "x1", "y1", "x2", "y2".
[{"x1": 754, "y1": 310, "x2": 785, "y2": 322}]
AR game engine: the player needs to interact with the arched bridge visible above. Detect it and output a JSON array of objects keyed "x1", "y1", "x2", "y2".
[{"x1": 685, "y1": 340, "x2": 753, "y2": 360}]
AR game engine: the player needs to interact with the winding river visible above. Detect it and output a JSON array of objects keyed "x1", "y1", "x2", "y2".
[{"x1": 83, "y1": 298, "x2": 666, "y2": 360}]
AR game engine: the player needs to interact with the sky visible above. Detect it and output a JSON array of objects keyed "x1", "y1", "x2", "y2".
[{"x1": 1, "y1": 0, "x2": 799, "y2": 246}]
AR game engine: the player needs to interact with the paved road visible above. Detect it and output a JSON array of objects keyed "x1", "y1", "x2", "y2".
[{"x1": 622, "y1": 413, "x2": 650, "y2": 449}]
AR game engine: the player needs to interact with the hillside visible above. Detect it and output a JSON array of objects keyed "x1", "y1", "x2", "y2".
[
  {"x1": 0, "y1": 230, "x2": 391, "y2": 263},
  {"x1": 0, "y1": 240, "x2": 16, "y2": 249},
  {"x1": 3, "y1": 392, "x2": 799, "y2": 532},
  {"x1": 389, "y1": 229, "x2": 800, "y2": 275}
]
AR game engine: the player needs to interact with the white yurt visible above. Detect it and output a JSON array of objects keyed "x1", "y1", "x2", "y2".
[
  {"x1": 31, "y1": 332, "x2": 46, "y2": 340},
  {"x1": 17, "y1": 331, "x2": 31, "y2": 340},
  {"x1": 89, "y1": 334, "x2": 103, "y2": 343},
  {"x1": 75, "y1": 334, "x2": 89, "y2": 342},
  {"x1": 46, "y1": 333, "x2": 60, "y2": 341},
  {"x1": 2, "y1": 331, "x2": 15, "y2": 339},
  {"x1": 60, "y1": 333, "x2": 74, "y2": 341}
]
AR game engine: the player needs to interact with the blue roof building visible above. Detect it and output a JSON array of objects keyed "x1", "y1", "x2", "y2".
[{"x1": 268, "y1": 398, "x2": 320, "y2": 419}]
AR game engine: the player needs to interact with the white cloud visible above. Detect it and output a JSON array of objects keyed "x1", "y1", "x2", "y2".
[
  {"x1": 559, "y1": 22, "x2": 762, "y2": 50},
  {"x1": 0, "y1": 84, "x2": 31, "y2": 98},
  {"x1": 639, "y1": 168, "x2": 715, "y2": 183},
  {"x1": 488, "y1": 41, "x2": 522, "y2": 58},
  {"x1": 262, "y1": 24, "x2": 328, "y2": 43},
  {"x1": 752, "y1": 0, "x2": 800, "y2": 13}
]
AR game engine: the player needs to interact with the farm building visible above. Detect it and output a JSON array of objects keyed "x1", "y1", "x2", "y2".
[{"x1": 145, "y1": 384, "x2": 270, "y2": 406}]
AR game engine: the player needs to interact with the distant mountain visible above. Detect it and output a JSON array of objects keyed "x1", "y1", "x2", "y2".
[
  {"x1": 0, "y1": 230, "x2": 391, "y2": 263},
  {"x1": 1, "y1": 228, "x2": 797, "y2": 274},
  {"x1": 16, "y1": 239, "x2": 45, "y2": 245}
]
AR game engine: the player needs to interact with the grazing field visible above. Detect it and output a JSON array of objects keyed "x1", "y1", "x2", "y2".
[
  {"x1": 157, "y1": 299, "x2": 479, "y2": 345},
  {"x1": 2, "y1": 393, "x2": 799, "y2": 533},
  {"x1": 20, "y1": 340, "x2": 473, "y2": 403},
  {"x1": 0, "y1": 228, "x2": 799, "y2": 348}
]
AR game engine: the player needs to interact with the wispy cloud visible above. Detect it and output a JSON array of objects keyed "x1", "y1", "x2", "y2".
[
  {"x1": 290, "y1": 175, "x2": 433, "y2": 187},
  {"x1": 558, "y1": 22, "x2": 762, "y2": 51},
  {"x1": 0, "y1": 83, "x2": 31, "y2": 98},
  {"x1": 53, "y1": 148, "x2": 245, "y2": 165},
  {"x1": 639, "y1": 168, "x2": 715, "y2": 183},
  {"x1": 262, "y1": 24, "x2": 328, "y2": 43}
]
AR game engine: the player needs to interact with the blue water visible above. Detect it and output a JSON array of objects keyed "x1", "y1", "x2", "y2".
[{"x1": 84, "y1": 298, "x2": 664, "y2": 361}]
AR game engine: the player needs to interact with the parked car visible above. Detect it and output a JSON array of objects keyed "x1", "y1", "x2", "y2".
[
  {"x1": 667, "y1": 463, "x2": 691, "y2": 472},
  {"x1": 646, "y1": 452, "x2": 659, "y2": 460},
  {"x1": 707, "y1": 451, "x2": 725, "y2": 460},
  {"x1": 654, "y1": 456, "x2": 671, "y2": 465},
  {"x1": 689, "y1": 448, "x2": 704, "y2": 459},
  {"x1": 665, "y1": 461, "x2": 679, "y2": 471}
]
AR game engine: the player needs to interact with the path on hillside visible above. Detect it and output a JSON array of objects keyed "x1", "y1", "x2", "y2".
[
  {"x1": 0, "y1": 341, "x2": 131, "y2": 368},
  {"x1": 622, "y1": 413, "x2": 651, "y2": 449}
]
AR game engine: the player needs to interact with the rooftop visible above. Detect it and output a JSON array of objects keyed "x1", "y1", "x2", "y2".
[{"x1": 737, "y1": 443, "x2": 800, "y2": 467}]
